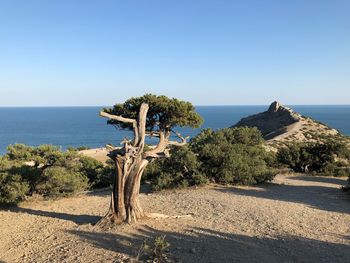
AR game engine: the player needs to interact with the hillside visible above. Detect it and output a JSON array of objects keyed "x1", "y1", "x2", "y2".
[{"x1": 233, "y1": 101, "x2": 342, "y2": 145}]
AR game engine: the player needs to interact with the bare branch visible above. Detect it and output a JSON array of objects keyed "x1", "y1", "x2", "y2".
[
  {"x1": 100, "y1": 111, "x2": 139, "y2": 146},
  {"x1": 168, "y1": 131, "x2": 189, "y2": 146},
  {"x1": 145, "y1": 149, "x2": 170, "y2": 158},
  {"x1": 100, "y1": 111, "x2": 136, "y2": 124},
  {"x1": 135, "y1": 103, "x2": 149, "y2": 149},
  {"x1": 106, "y1": 144, "x2": 119, "y2": 151},
  {"x1": 145, "y1": 131, "x2": 161, "y2": 137},
  {"x1": 143, "y1": 131, "x2": 170, "y2": 158}
]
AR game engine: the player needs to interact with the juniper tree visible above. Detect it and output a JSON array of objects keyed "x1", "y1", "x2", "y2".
[{"x1": 98, "y1": 94, "x2": 202, "y2": 224}]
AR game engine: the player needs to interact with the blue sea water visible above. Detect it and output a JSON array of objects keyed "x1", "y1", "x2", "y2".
[{"x1": 0, "y1": 105, "x2": 349, "y2": 155}]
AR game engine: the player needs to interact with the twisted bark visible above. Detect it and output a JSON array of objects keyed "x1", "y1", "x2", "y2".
[{"x1": 97, "y1": 103, "x2": 188, "y2": 225}]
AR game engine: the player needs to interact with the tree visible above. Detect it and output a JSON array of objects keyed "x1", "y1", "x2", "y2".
[{"x1": 98, "y1": 94, "x2": 203, "y2": 224}]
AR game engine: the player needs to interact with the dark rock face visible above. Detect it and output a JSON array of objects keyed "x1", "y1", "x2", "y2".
[{"x1": 233, "y1": 101, "x2": 300, "y2": 140}]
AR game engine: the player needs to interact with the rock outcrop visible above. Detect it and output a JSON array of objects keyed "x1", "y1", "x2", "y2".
[{"x1": 233, "y1": 101, "x2": 339, "y2": 142}]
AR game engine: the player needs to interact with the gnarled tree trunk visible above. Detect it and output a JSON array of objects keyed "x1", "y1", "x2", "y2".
[
  {"x1": 102, "y1": 155, "x2": 149, "y2": 224},
  {"x1": 97, "y1": 103, "x2": 187, "y2": 226}
]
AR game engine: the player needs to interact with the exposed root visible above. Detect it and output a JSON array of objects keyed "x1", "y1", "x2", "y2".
[
  {"x1": 94, "y1": 212, "x2": 125, "y2": 229},
  {"x1": 95, "y1": 212, "x2": 192, "y2": 229}
]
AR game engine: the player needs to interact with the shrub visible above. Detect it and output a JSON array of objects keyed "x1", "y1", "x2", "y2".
[
  {"x1": 145, "y1": 127, "x2": 276, "y2": 189},
  {"x1": 0, "y1": 172, "x2": 29, "y2": 204},
  {"x1": 79, "y1": 156, "x2": 112, "y2": 188},
  {"x1": 137, "y1": 235, "x2": 170, "y2": 263},
  {"x1": 1, "y1": 144, "x2": 112, "y2": 202},
  {"x1": 190, "y1": 128, "x2": 277, "y2": 185},
  {"x1": 144, "y1": 146, "x2": 207, "y2": 190},
  {"x1": 277, "y1": 140, "x2": 350, "y2": 176},
  {"x1": 6, "y1": 144, "x2": 34, "y2": 161},
  {"x1": 67, "y1": 146, "x2": 90, "y2": 151},
  {"x1": 35, "y1": 167, "x2": 89, "y2": 197}
]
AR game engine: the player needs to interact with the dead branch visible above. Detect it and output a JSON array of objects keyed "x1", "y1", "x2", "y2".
[
  {"x1": 100, "y1": 111, "x2": 140, "y2": 146},
  {"x1": 168, "y1": 131, "x2": 189, "y2": 146},
  {"x1": 99, "y1": 111, "x2": 136, "y2": 124}
]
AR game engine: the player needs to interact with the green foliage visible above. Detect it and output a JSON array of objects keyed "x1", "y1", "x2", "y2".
[
  {"x1": 145, "y1": 127, "x2": 276, "y2": 189},
  {"x1": 79, "y1": 156, "x2": 112, "y2": 188},
  {"x1": 67, "y1": 146, "x2": 91, "y2": 151},
  {"x1": 35, "y1": 167, "x2": 88, "y2": 197},
  {"x1": 190, "y1": 128, "x2": 277, "y2": 185},
  {"x1": 0, "y1": 144, "x2": 113, "y2": 204},
  {"x1": 103, "y1": 94, "x2": 203, "y2": 131},
  {"x1": 190, "y1": 127, "x2": 264, "y2": 154},
  {"x1": 137, "y1": 235, "x2": 170, "y2": 263},
  {"x1": 144, "y1": 146, "x2": 207, "y2": 190},
  {"x1": 6, "y1": 144, "x2": 34, "y2": 161},
  {"x1": 0, "y1": 172, "x2": 29, "y2": 204},
  {"x1": 277, "y1": 139, "x2": 350, "y2": 176}
]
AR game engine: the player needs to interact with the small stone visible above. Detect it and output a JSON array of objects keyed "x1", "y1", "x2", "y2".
[{"x1": 190, "y1": 248, "x2": 196, "y2": 254}]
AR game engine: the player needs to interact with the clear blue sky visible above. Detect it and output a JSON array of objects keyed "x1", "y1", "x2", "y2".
[{"x1": 0, "y1": 0, "x2": 349, "y2": 106}]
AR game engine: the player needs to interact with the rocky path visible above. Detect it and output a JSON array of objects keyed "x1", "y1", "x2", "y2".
[{"x1": 0, "y1": 174, "x2": 349, "y2": 262}]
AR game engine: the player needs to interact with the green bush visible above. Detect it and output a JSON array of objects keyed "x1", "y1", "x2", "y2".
[
  {"x1": 0, "y1": 144, "x2": 113, "y2": 203},
  {"x1": 277, "y1": 140, "x2": 350, "y2": 176},
  {"x1": 5, "y1": 144, "x2": 35, "y2": 161},
  {"x1": 144, "y1": 146, "x2": 207, "y2": 190},
  {"x1": 144, "y1": 127, "x2": 276, "y2": 189},
  {"x1": 35, "y1": 167, "x2": 89, "y2": 197},
  {"x1": 79, "y1": 156, "x2": 112, "y2": 188},
  {"x1": 190, "y1": 128, "x2": 277, "y2": 185},
  {"x1": 0, "y1": 172, "x2": 29, "y2": 204}
]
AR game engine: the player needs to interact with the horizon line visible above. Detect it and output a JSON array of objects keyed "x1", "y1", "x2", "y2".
[{"x1": 0, "y1": 104, "x2": 350, "y2": 108}]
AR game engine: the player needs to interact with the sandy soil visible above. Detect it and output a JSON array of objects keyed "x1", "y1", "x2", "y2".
[
  {"x1": 79, "y1": 148, "x2": 109, "y2": 164},
  {"x1": 1, "y1": 174, "x2": 349, "y2": 263}
]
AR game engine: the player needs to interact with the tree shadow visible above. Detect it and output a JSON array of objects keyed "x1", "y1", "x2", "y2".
[
  {"x1": 291, "y1": 175, "x2": 348, "y2": 186},
  {"x1": 216, "y1": 182, "x2": 350, "y2": 214},
  {"x1": 85, "y1": 188, "x2": 111, "y2": 197},
  {"x1": 68, "y1": 225, "x2": 350, "y2": 262},
  {"x1": 11, "y1": 207, "x2": 101, "y2": 225},
  {"x1": 86, "y1": 183, "x2": 152, "y2": 197}
]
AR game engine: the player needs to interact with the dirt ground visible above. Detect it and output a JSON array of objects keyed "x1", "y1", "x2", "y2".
[{"x1": 0, "y1": 174, "x2": 349, "y2": 263}]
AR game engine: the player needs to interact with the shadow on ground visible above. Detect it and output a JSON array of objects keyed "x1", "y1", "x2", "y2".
[
  {"x1": 68, "y1": 225, "x2": 350, "y2": 263},
  {"x1": 11, "y1": 207, "x2": 101, "y2": 225},
  {"x1": 290, "y1": 175, "x2": 348, "y2": 186},
  {"x1": 217, "y1": 175, "x2": 350, "y2": 214},
  {"x1": 86, "y1": 183, "x2": 152, "y2": 197}
]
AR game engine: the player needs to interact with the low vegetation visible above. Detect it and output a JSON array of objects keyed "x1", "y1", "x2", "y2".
[
  {"x1": 144, "y1": 145, "x2": 208, "y2": 190},
  {"x1": 137, "y1": 235, "x2": 170, "y2": 263},
  {"x1": 145, "y1": 127, "x2": 277, "y2": 190},
  {"x1": 1, "y1": 128, "x2": 349, "y2": 205},
  {"x1": 0, "y1": 144, "x2": 112, "y2": 204},
  {"x1": 277, "y1": 139, "x2": 350, "y2": 177}
]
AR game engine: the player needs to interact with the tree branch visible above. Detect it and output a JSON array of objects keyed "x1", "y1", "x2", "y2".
[
  {"x1": 143, "y1": 131, "x2": 170, "y2": 158},
  {"x1": 100, "y1": 111, "x2": 139, "y2": 146},
  {"x1": 143, "y1": 130, "x2": 188, "y2": 158},
  {"x1": 168, "y1": 131, "x2": 189, "y2": 146},
  {"x1": 135, "y1": 103, "x2": 149, "y2": 149},
  {"x1": 99, "y1": 111, "x2": 137, "y2": 124},
  {"x1": 145, "y1": 131, "x2": 161, "y2": 137}
]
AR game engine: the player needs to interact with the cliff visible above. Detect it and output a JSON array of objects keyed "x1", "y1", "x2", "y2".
[{"x1": 233, "y1": 101, "x2": 339, "y2": 143}]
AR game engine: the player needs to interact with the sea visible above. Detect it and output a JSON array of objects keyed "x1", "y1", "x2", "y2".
[{"x1": 0, "y1": 105, "x2": 349, "y2": 155}]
